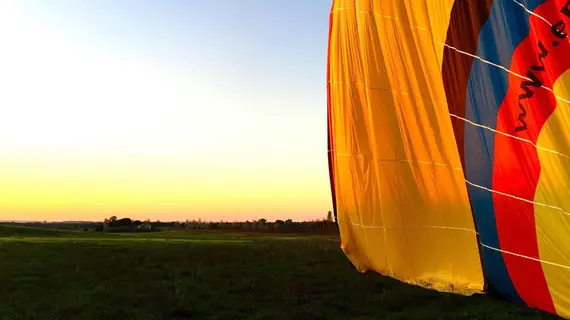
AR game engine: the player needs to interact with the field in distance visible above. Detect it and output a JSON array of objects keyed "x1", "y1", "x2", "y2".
[{"x1": 0, "y1": 224, "x2": 559, "y2": 320}]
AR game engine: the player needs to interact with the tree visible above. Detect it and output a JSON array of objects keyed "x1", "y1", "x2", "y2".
[
  {"x1": 257, "y1": 218, "x2": 267, "y2": 229},
  {"x1": 284, "y1": 219, "x2": 295, "y2": 229},
  {"x1": 326, "y1": 211, "x2": 333, "y2": 222},
  {"x1": 114, "y1": 218, "x2": 133, "y2": 227}
]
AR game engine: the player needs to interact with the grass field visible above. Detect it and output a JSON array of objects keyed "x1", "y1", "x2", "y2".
[{"x1": 0, "y1": 225, "x2": 560, "y2": 320}]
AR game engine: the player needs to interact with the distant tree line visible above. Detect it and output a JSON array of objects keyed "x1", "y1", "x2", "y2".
[
  {"x1": 13, "y1": 211, "x2": 339, "y2": 234},
  {"x1": 90, "y1": 211, "x2": 339, "y2": 233},
  {"x1": 172, "y1": 217, "x2": 337, "y2": 232},
  {"x1": 100, "y1": 216, "x2": 154, "y2": 232}
]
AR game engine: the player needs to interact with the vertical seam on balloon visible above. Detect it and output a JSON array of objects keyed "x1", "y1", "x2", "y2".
[
  {"x1": 449, "y1": 113, "x2": 570, "y2": 160},
  {"x1": 346, "y1": 222, "x2": 477, "y2": 233},
  {"x1": 439, "y1": 42, "x2": 529, "y2": 79},
  {"x1": 511, "y1": 0, "x2": 553, "y2": 26},
  {"x1": 481, "y1": 244, "x2": 570, "y2": 270},
  {"x1": 465, "y1": 180, "x2": 570, "y2": 217},
  {"x1": 439, "y1": 42, "x2": 570, "y2": 106}
]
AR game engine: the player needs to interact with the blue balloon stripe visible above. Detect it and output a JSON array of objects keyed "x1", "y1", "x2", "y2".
[{"x1": 464, "y1": 0, "x2": 548, "y2": 304}]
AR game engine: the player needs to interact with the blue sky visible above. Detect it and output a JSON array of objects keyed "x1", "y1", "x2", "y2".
[{"x1": 0, "y1": 0, "x2": 334, "y2": 222}]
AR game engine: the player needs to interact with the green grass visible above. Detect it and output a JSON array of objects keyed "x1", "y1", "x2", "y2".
[{"x1": 0, "y1": 225, "x2": 560, "y2": 320}]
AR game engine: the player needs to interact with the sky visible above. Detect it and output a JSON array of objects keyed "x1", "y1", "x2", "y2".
[{"x1": 0, "y1": 0, "x2": 333, "y2": 222}]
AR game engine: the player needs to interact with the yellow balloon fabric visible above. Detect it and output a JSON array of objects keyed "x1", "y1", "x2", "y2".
[{"x1": 327, "y1": 0, "x2": 485, "y2": 294}]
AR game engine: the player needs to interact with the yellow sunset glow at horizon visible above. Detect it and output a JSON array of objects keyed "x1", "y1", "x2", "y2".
[{"x1": 0, "y1": 1, "x2": 332, "y2": 222}]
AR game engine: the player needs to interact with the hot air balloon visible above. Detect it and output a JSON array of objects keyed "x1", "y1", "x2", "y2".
[{"x1": 327, "y1": 0, "x2": 570, "y2": 318}]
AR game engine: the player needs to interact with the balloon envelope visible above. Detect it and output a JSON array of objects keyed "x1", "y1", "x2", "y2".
[{"x1": 327, "y1": 0, "x2": 570, "y2": 318}]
